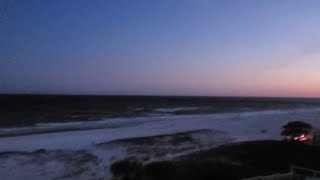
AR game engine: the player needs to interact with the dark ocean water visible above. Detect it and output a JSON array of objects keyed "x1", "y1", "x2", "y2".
[{"x1": 2, "y1": 94, "x2": 320, "y2": 128}]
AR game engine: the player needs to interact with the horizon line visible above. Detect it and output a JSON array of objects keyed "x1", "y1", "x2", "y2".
[{"x1": 1, "y1": 93, "x2": 320, "y2": 99}]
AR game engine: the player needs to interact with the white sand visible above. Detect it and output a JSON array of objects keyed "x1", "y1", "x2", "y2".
[{"x1": 1, "y1": 107, "x2": 320, "y2": 179}]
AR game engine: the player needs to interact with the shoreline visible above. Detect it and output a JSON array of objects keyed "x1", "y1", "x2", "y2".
[
  {"x1": 1, "y1": 107, "x2": 320, "y2": 138},
  {"x1": 1, "y1": 107, "x2": 320, "y2": 152}
]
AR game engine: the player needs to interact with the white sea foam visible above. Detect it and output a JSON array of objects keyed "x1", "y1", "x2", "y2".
[{"x1": 153, "y1": 107, "x2": 201, "y2": 113}]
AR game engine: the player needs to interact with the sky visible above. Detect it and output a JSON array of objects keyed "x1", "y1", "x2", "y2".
[{"x1": 1, "y1": 0, "x2": 320, "y2": 97}]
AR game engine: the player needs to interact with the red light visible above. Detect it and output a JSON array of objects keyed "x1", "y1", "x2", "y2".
[{"x1": 298, "y1": 134, "x2": 308, "y2": 141}]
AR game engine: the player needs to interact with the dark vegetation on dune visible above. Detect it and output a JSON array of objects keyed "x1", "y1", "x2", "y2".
[
  {"x1": 97, "y1": 129, "x2": 233, "y2": 161},
  {"x1": 2, "y1": 94, "x2": 320, "y2": 127},
  {"x1": 110, "y1": 140, "x2": 320, "y2": 180}
]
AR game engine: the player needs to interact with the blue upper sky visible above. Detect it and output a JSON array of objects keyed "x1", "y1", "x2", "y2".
[{"x1": 1, "y1": 0, "x2": 320, "y2": 97}]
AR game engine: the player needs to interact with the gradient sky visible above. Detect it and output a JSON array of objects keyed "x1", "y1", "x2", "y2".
[{"x1": 1, "y1": 0, "x2": 320, "y2": 97}]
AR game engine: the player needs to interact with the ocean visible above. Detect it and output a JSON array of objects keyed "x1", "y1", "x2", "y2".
[{"x1": 2, "y1": 94, "x2": 320, "y2": 128}]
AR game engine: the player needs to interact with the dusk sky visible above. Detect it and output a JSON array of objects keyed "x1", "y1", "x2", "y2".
[{"x1": 1, "y1": 0, "x2": 320, "y2": 97}]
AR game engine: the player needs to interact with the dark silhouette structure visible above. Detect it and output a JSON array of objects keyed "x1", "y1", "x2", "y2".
[{"x1": 281, "y1": 121, "x2": 313, "y2": 142}]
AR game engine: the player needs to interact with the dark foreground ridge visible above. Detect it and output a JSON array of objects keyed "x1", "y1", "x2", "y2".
[{"x1": 110, "y1": 140, "x2": 320, "y2": 180}]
